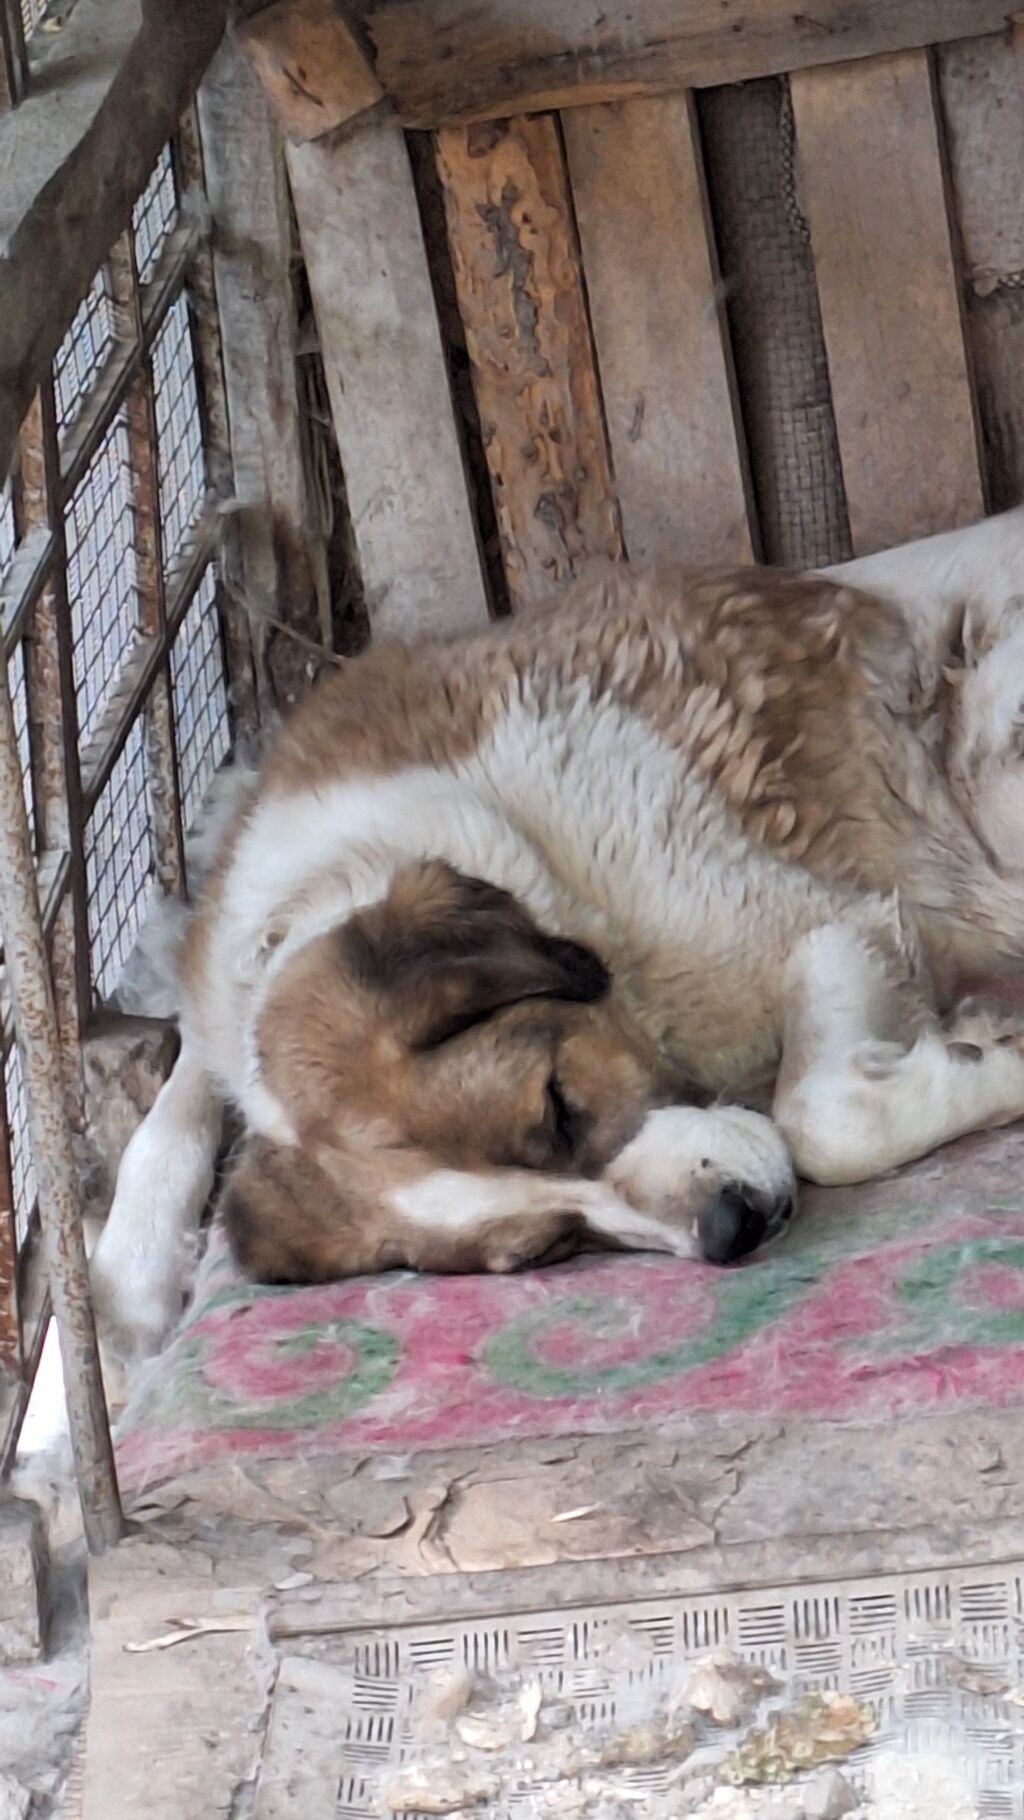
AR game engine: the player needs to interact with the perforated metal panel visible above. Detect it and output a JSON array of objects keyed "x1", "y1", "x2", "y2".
[
  {"x1": 19, "y1": 0, "x2": 46, "y2": 38},
  {"x1": 65, "y1": 413, "x2": 143, "y2": 745},
  {"x1": 152, "y1": 293, "x2": 205, "y2": 578},
  {"x1": 293, "y1": 1563, "x2": 1024, "y2": 1819},
  {"x1": 2, "y1": 1042, "x2": 35, "y2": 1248},
  {"x1": 6, "y1": 640, "x2": 34, "y2": 843},
  {"x1": 170, "y1": 566, "x2": 230, "y2": 835},
  {"x1": 0, "y1": 479, "x2": 15, "y2": 585},
  {"x1": 84, "y1": 717, "x2": 154, "y2": 1003},
  {"x1": 132, "y1": 145, "x2": 179, "y2": 286},
  {"x1": 54, "y1": 267, "x2": 119, "y2": 439}
]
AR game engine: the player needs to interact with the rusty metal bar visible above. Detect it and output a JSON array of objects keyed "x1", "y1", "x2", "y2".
[
  {"x1": 109, "y1": 233, "x2": 187, "y2": 898},
  {"x1": 19, "y1": 387, "x2": 93, "y2": 1029},
  {"x1": 176, "y1": 104, "x2": 260, "y2": 746},
  {"x1": 0, "y1": 651, "x2": 122, "y2": 1551},
  {"x1": 19, "y1": 400, "x2": 70, "y2": 853},
  {"x1": 18, "y1": 396, "x2": 86, "y2": 1167}
]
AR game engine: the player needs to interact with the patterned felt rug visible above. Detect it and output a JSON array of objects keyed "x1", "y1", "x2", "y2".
[{"x1": 115, "y1": 1121, "x2": 1024, "y2": 1496}]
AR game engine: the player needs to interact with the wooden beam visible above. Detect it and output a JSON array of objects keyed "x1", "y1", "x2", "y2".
[
  {"x1": 436, "y1": 115, "x2": 621, "y2": 610},
  {"x1": 356, "y1": 0, "x2": 1014, "y2": 129},
  {"x1": 0, "y1": 0, "x2": 228, "y2": 487},
  {"x1": 286, "y1": 117, "x2": 489, "y2": 640},
  {"x1": 563, "y1": 93, "x2": 753, "y2": 566},
  {"x1": 790, "y1": 51, "x2": 984, "y2": 554},
  {"x1": 197, "y1": 39, "x2": 330, "y2": 711},
  {"x1": 238, "y1": 0, "x2": 382, "y2": 144},
  {"x1": 938, "y1": 29, "x2": 1024, "y2": 511}
]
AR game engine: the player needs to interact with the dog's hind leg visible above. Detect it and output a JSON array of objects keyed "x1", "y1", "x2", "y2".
[
  {"x1": 90, "y1": 1038, "x2": 222, "y2": 1363},
  {"x1": 773, "y1": 921, "x2": 1024, "y2": 1186}
]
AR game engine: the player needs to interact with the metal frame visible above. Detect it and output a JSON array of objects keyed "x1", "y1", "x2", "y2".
[{"x1": 0, "y1": 29, "x2": 247, "y2": 1537}]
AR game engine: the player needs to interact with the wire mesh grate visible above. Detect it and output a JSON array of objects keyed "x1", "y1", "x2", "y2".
[
  {"x1": 65, "y1": 412, "x2": 143, "y2": 746},
  {"x1": 170, "y1": 567, "x2": 230, "y2": 836},
  {"x1": 19, "y1": 0, "x2": 46, "y2": 38},
  {"x1": 152, "y1": 293, "x2": 206, "y2": 580},
  {"x1": 54, "y1": 266, "x2": 119, "y2": 439},
  {"x1": 0, "y1": 479, "x2": 16, "y2": 589},
  {"x1": 132, "y1": 146, "x2": 179, "y2": 287},
  {"x1": 3, "y1": 1042, "x2": 36, "y2": 1249},
  {"x1": 85, "y1": 716, "x2": 153, "y2": 1003},
  {"x1": 6, "y1": 640, "x2": 34, "y2": 846}
]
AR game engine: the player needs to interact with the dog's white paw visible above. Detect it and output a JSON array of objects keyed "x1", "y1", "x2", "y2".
[
  {"x1": 945, "y1": 997, "x2": 1024, "y2": 1061},
  {"x1": 89, "y1": 1215, "x2": 188, "y2": 1371}
]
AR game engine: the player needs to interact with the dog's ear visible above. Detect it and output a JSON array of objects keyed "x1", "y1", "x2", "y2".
[
  {"x1": 339, "y1": 862, "x2": 610, "y2": 1050},
  {"x1": 223, "y1": 1138, "x2": 359, "y2": 1283}
]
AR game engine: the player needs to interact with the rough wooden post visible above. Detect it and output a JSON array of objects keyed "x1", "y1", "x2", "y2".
[
  {"x1": 436, "y1": 115, "x2": 621, "y2": 610},
  {"x1": 563, "y1": 93, "x2": 754, "y2": 565},
  {"x1": 237, "y1": 0, "x2": 383, "y2": 143},
  {"x1": 176, "y1": 104, "x2": 260, "y2": 746},
  {"x1": 196, "y1": 37, "x2": 330, "y2": 710},
  {"x1": 286, "y1": 116, "x2": 490, "y2": 638},
  {"x1": 790, "y1": 51, "x2": 985, "y2": 553}
]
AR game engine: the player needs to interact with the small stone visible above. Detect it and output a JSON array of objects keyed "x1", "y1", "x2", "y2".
[
  {"x1": 682, "y1": 1650, "x2": 778, "y2": 1726},
  {"x1": 0, "y1": 1498, "x2": 47, "y2": 1664},
  {"x1": 796, "y1": 1770, "x2": 860, "y2": 1820},
  {"x1": 423, "y1": 1666, "x2": 475, "y2": 1724},
  {"x1": 385, "y1": 1762, "x2": 498, "y2": 1812}
]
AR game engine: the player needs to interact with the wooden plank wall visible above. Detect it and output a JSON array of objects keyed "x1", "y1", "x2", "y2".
[{"x1": 281, "y1": 23, "x2": 1024, "y2": 637}]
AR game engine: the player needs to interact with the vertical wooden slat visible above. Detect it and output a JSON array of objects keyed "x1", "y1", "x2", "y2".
[
  {"x1": 287, "y1": 117, "x2": 490, "y2": 641},
  {"x1": 563, "y1": 93, "x2": 753, "y2": 566},
  {"x1": 436, "y1": 114, "x2": 622, "y2": 611},
  {"x1": 197, "y1": 38, "x2": 329, "y2": 708},
  {"x1": 176, "y1": 104, "x2": 260, "y2": 747},
  {"x1": 938, "y1": 30, "x2": 1024, "y2": 512},
  {"x1": 790, "y1": 51, "x2": 984, "y2": 554}
]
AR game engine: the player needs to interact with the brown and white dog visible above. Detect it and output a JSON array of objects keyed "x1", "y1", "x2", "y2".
[{"x1": 92, "y1": 509, "x2": 1024, "y2": 1359}]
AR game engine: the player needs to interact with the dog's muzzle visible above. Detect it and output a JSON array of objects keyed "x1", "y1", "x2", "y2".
[{"x1": 696, "y1": 1183, "x2": 796, "y2": 1266}]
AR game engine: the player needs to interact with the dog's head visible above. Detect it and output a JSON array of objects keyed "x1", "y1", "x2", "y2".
[{"x1": 224, "y1": 862, "x2": 795, "y2": 1281}]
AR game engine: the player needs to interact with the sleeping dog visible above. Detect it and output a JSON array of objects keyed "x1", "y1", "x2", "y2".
[{"x1": 92, "y1": 509, "x2": 1024, "y2": 1358}]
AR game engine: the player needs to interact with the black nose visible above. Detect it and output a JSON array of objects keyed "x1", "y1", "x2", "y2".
[{"x1": 696, "y1": 1185, "x2": 793, "y2": 1266}]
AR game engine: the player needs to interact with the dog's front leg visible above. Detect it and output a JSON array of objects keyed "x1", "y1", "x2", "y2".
[
  {"x1": 90, "y1": 1037, "x2": 222, "y2": 1365},
  {"x1": 774, "y1": 922, "x2": 1024, "y2": 1184}
]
